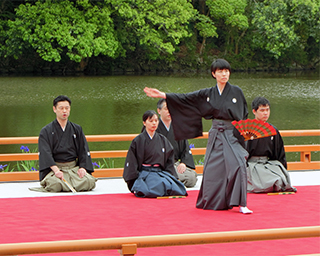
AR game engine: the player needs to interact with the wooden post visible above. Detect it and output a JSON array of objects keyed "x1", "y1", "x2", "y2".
[
  {"x1": 118, "y1": 244, "x2": 137, "y2": 256},
  {"x1": 301, "y1": 151, "x2": 311, "y2": 163}
]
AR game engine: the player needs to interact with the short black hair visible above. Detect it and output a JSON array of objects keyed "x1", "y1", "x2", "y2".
[
  {"x1": 142, "y1": 110, "x2": 157, "y2": 122},
  {"x1": 53, "y1": 95, "x2": 71, "y2": 107},
  {"x1": 141, "y1": 110, "x2": 158, "y2": 133},
  {"x1": 211, "y1": 59, "x2": 231, "y2": 79},
  {"x1": 157, "y1": 99, "x2": 166, "y2": 109},
  {"x1": 251, "y1": 97, "x2": 270, "y2": 111}
]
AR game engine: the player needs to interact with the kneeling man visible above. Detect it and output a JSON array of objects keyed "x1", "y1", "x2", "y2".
[
  {"x1": 246, "y1": 97, "x2": 296, "y2": 193},
  {"x1": 35, "y1": 95, "x2": 97, "y2": 192}
]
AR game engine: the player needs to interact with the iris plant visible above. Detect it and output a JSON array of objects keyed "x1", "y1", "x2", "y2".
[
  {"x1": 20, "y1": 145, "x2": 30, "y2": 152},
  {"x1": 0, "y1": 164, "x2": 7, "y2": 170},
  {"x1": 16, "y1": 145, "x2": 38, "y2": 172}
]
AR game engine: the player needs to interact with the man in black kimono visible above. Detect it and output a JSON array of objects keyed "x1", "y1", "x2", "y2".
[
  {"x1": 246, "y1": 97, "x2": 297, "y2": 193},
  {"x1": 144, "y1": 59, "x2": 252, "y2": 213},
  {"x1": 35, "y1": 95, "x2": 96, "y2": 192},
  {"x1": 156, "y1": 99, "x2": 197, "y2": 187}
]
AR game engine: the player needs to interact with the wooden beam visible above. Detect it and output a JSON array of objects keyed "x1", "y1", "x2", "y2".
[
  {"x1": 91, "y1": 150, "x2": 128, "y2": 158},
  {"x1": 0, "y1": 226, "x2": 318, "y2": 255},
  {"x1": 284, "y1": 145, "x2": 320, "y2": 152},
  {"x1": 0, "y1": 171, "x2": 39, "y2": 181},
  {"x1": 0, "y1": 153, "x2": 38, "y2": 161},
  {"x1": 287, "y1": 161, "x2": 320, "y2": 170},
  {"x1": 0, "y1": 143, "x2": 318, "y2": 182},
  {"x1": 279, "y1": 130, "x2": 320, "y2": 137},
  {"x1": 0, "y1": 130, "x2": 318, "y2": 145},
  {"x1": 92, "y1": 168, "x2": 124, "y2": 178}
]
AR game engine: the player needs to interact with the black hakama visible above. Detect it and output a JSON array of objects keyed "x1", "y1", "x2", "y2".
[
  {"x1": 246, "y1": 126, "x2": 296, "y2": 193},
  {"x1": 166, "y1": 82, "x2": 249, "y2": 210},
  {"x1": 123, "y1": 130, "x2": 187, "y2": 198}
]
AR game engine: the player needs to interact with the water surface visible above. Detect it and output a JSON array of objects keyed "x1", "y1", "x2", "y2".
[{"x1": 0, "y1": 71, "x2": 319, "y2": 163}]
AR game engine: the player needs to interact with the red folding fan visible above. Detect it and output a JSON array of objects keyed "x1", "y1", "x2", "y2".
[{"x1": 231, "y1": 119, "x2": 277, "y2": 141}]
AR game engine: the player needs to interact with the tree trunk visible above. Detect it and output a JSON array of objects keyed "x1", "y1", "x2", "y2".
[
  {"x1": 199, "y1": 38, "x2": 206, "y2": 55},
  {"x1": 235, "y1": 30, "x2": 247, "y2": 55},
  {"x1": 77, "y1": 57, "x2": 89, "y2": 72}
]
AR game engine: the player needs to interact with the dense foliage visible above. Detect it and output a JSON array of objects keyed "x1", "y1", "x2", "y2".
[{"x1": 0, "y1": 0, "x2": 318, "y2": 74}]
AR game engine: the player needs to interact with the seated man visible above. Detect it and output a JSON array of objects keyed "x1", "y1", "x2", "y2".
[
  {"x1": 246, "y1": 97, "x2": 296, "y2": 193},
  {"x1": 32, "y1": 95, "x2": 97, "y2": 192},
  {"x1": 156, "y1": 99, "x2": 197, "y2": 188}
]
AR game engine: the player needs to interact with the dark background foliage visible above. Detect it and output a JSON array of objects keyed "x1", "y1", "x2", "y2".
[{"x1": 0, "y1": 0, "x2": 319, "y2": 75}]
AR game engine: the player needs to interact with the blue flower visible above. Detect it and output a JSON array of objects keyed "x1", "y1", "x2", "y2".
[
  {"x1": 0, "y1": 164, "x2": 7, "y2": 170},
  {"x1": 189, "y1": 144, "x2": 195, "y2": 149},
  {"x1": 93, "y1": 162, "x2": 100, "y2": 168},
  {"x1": 29, "y1": 167, "x2": 37, "y2": 171},
  {"x1": 20, "y1": 145, "x2": 30, "y2": 152}
]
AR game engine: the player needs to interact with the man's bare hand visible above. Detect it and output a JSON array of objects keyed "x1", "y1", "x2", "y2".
[
  {"x1": 54, "y1": 170, "x2": 64, "y2": 180},
  {"x1": 144, "y1": 87, "x2": 166, "y2": 99},
  {"x1": 78, "y1": 168, "x2": 87, "y2": 178},
  {"x1": 51, "y1": 165, "x2": 63, "y2": 180},
  {"x1": 177, "y1": 163, "x2": 186, "y2": 174}
]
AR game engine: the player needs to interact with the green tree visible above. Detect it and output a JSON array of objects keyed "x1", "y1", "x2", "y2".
[
  {"x1": 0, "y1": 0, "x2": 25, "y2": 67},
  {"x1": 193, "y1": 4, "x2": 218, "y2": 56},
  {"x1": 4, "y1": 0, "x2": 120, "y2": 70},
  {"x1": 108, "y1": 0, "x2": 197, "y2": 60},
  {"x1": 3, "y1": 0, "x2": 198, "y2": 70},
  {"x1": 1, "y1": 0, "x2": 318, "y2": 72},
  {"x1": 252, "y1": 0, "x2": 320, "y2": 61},
  {"x1": 206, "y1": 0, "x2": 249, "y2": 55}
]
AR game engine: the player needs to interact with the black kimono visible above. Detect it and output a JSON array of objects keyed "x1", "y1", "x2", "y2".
[
  {"x1": 38, "y1": 119, "x2": 94, "y2": 181},
  {"x1": 166, "y1": 82, "x2": 249, "y2": 210},
  {"x1": 156, "y1": 119, "x2": 195, "y2": 169},
  {"x1": 123, "y1": 130, "x2": 187, "y2": 198},
  {"x1": 246, "y1": 125, "x2": 296, "y2": 193},
  {"x1": 247, "y1": 125, "x2": 287, "y2": 167},
  {"x1": 157, "y1": 119, "x2": 197, "y2": 187}
]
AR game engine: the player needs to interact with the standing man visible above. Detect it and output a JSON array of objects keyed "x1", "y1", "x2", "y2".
[
  {"x1": 246, "y1": 97, "x2": 296, "y2": 193},
  {"x1": 36, "y1": 95, "x2": 97, "y2": 192},
  {"x1": 144, "y1": 59, "x2": 252, "y2": 214},
  {"x1": 156, "y1": 99, "x2": 197, "y2": 188}
]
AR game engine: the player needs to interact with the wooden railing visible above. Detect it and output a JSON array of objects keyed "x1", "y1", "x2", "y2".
[
  {"x1": 0, "y1": 226, "x2": 319, "y2": 255},
  {"x1": 0, "y1": 129, "x2": 319, "y2": 182}
]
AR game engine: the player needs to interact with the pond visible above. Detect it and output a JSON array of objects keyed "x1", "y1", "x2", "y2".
[{"x1": 0, "y1": 70, "x2": 319, "y2": 166}]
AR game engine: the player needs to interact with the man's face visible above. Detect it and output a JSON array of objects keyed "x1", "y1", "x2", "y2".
[
  {"x1": 253, "y1": 104, "x2": 270, "y2": 122},
  {"x1": 53, "y1": 101, "x2": 70, "y2": 121},
  {"x1": 212, "y1": 68, "x2": 230, "y2": 84},
  {"x1": 157, "y1": 102, "x2": 171, "y2": 122}
]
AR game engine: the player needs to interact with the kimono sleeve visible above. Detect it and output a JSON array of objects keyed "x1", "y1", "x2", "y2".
[
  {"x1": 161, "y1": 136, "x2": 178, "y2": 179},
  {"x1": 272, "y1": 128, "x2": 287, "y2": 169},
  {"x1": 72, "y1": 123, "x2": 94, "y2": 174},
  {"x1": 38, "y1": 125, "x2": 56, "y2": 180},
  {"x1": 179, "y1": 140, "x2": 196, "y2": 169},
  {"x1": 123, "y1": 139, "x2": 140, "y2": 184},
  {"x1": 166, "y1": 90, "x2": 207, "y2": 140},
  {"x1": 240, "y1": 88, "x2": 248, "y2": 120}
]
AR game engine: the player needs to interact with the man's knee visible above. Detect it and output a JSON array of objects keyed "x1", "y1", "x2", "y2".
[
  {"x1": 40, "y1": 173, "x2": 65, "y2": 192},
  {"x1": 178, "y1": 170, "x2": 197, "y2": 188}
]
